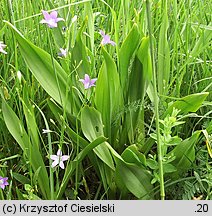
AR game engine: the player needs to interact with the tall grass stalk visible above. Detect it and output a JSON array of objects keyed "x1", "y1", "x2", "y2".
[{"x1": 146, "y1": 0, "x2": 165, "y2": 200}]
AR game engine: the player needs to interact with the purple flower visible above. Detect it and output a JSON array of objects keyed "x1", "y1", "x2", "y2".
[
  {"x1": 40, "y1": 10, "x2": 64, "y2": 28},
  {"x1": 99, "y1": 30, "x2": 116, "y2": 46},
  {"x1": 79, "y1": 74, "x2": 97, "y2": 89},
  {"x1": 50, "y1": 149, "x2": 69, "y2": 169},
  {"x1": 0, "y1": 176, "x2": 9, "y2": 190},
  {"x1": 0, "y1": 41, "x2": 7, "y2": 54},
  {"x1": 58, "y1": 48, "x2": 67, "y2": 57}
]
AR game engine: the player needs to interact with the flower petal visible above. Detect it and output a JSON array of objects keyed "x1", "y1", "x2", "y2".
[
  {"x1": 0, "y1": 185, "x2": 5, "y2": 190},
  {"x1": 79, "y1": 79, "x2": 86, "y2": 84},
  {"x1": 51, "y1": 160, "x2": 59, "y2": 168},
  {"x1": 42, "y1": 10, "x2": 50, "y2": 20},
  {"x1": 58, "y1": 48, "x2": 67, "y2": 57},
  {"x1": 109, "y1": 40, "x2": 116, "y2": 46},
  {"x1": 56, "y1": 18, "x2": 65, "y2": 22},
  {"x1": 99, "y1": 30, "x2": 105, "y2": 37},
  {"x1": 40, "y1": 19, "x2": 48, "y2": 24},
  {"x1": 50, "y1": 155, "x2": 58, "y2": 160},
  {"x1": 59, "y1": 161, "x2": 65, "y2": 169},
  {"x1": 84, "y1": 82, "x2": 90, "y2": 89},
  {"x1": 4, "y1": 182, "x2": 9, "y2": 186},
  {"x1": 0, "y1": 49, "x2": 7, "y2": 54},
  {"x1": 0, "y1": 43, "x2": 6, "y2": 48},
  {"x1": 57, "y1": 149, "x2": 62, "y2": 156},
  {"x1": 84, "y1": 74, "x2": 90, "y2": 83},
  {"x1": 61, "y1": 155, "x2": 69, "y2": 161},
  {"x1": 90, "y1": 78, "x2": 97, "y2": 85},
  {"x1": 50, "y1": 11, "x2": 58, "y2": 19},
  {"x1": 48, "y1": 22, "x2": 58, "y2": 28}
]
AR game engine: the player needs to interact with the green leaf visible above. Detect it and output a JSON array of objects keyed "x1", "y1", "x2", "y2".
[
  {"x1": 163, "y1": 163, "x2": 177, "y2": 174},
  {"x1": 115, "y1": 161, "x2": 153, "y2": 199},
  {"x1": 128, "y1": 37, "x2": 152, "y2": 103},
  {"x1": 124, "y1": 37, "x2": 152, "y2": 143},
  {"x1": 81, "y1": 106, "x2": 104, "y2": 140},
  {"x1": 165, "y1": 93, "x2": 209, "y2": 115},
  {"x1": 4, "y1": 21, "x2": 72, "y2": 113},
  {"x1": 2, "y1": 100, "x2": 50, "y2": 199},
  {"x1": 105, "y1": 144, "x2": 153, "y2": 199},
  {"x1": 12, "y1": 173, "x2": 30, "y2": 185},
  {"x1": 81, "y1": 106, "x2": 115, "y2": 170},
  {"x1": 95, "y1": 47, "x2": 122, "y2": 141},
  {"x1": 84, "y1": 2, "x2": 94, "y2": 52},
  {"x1": 22, "y1": 85, "x2": 40, "y2": 149},
  {"x1": 146, "y1": 159, "x2": 158, "y2": 170},
  {"x1": 121, "y1": 145, "x2": 146, "y2": 167},
  {"x1": 119, "y1": 23, "x2": 140, "y2": 95},
  {"x1": 158, "y1": 5, "x2": 170, "y2": 95},
  {"x1": 170, "y1": 131, "x2": 201, "y2": 177}
]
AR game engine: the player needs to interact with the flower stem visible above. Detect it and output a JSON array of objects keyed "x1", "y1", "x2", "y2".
[
  {"x1": 145, "y1": 0, "x2": 165, "y2": 200},
  {"x1": 46, "y1": 29, "x2": 59, "y2": 199}
]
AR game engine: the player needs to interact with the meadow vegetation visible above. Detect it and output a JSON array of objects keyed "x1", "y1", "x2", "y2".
[{"x1": 0, "y1": 0, "x2": 211, "y2": 200}]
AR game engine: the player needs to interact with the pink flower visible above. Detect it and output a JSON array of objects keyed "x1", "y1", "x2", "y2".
[
  {"x1": 0, "y1": 176, "x2": 9, "y2": 189},
  {"x1": 79, "y1": 74, "x2": 97, "y2": 89},
  {"x1": 0, "y1": 41, "x2": 7, "y2": 54},
  {"x1": 58, "y1": 48, "x2": 67, "y2": 57},
  {"x1": 99, "y1": 30, "x2": 116, "y2": 46},
  {"x1": 40, "y1": 10, "x2": 64, "y2": 28},
  {"x1": 50, "y1": 149, "x2": 69, "y2": 169}
]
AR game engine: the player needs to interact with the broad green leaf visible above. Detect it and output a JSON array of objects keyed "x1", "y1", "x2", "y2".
[
  {"x1": 84, "y1": 2, "x2": 94, "y2": 52},
  {"x1": 158, "y1": 4, "x2": 170, "y2": 95},
  {"x1": 5, "y1": 21, "x2": 72, "y2": 113},
  {"x1": 115, "y1": 161, "x2": 153, "y2": 199},
  {"x1": 165, "y1": 92, "x2": 209, "y2": 116},
  {"x1": 106, "y1": 144, "x2": 153, "y2": 199},
  {"x1": 124, "y1": 37, "x2": 152, "y2": 143},
  {"x1": 129, "y1": 36, "x2": 152, "y2": 103},
  {"x1": 170, "y1": 131, "x2": 201, "y2": 177},
  {"x1": 122, "y1": 145, "x2": 146, "y2": 167},
  {"x1": 119, "y1": 23, "x2": 140, "y2": 95},
  {"x1": 163, "y1": 163, "x2": 177, "y2": 174},
  {"x1": 81, "y1": 106, "x2": 115, "y2": 170},
  {"x1": 2, "y1": 100, "x2": 50, "y2": 199},
  {"x1": 95, "y1": 63, "x2": 111, "y2": 137},
  {"x1": 12, "y1": 173, "x2": 30, "y2": 185},
  {"x1": 146, "y1": 159, "x2": 158, "y2": 170},
  {"x1": 81, "y1": 106, "x2": 104, "y2": 141},
  {"x1": 95, "y1": 47, "x2": 122, "y2": 141}
]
